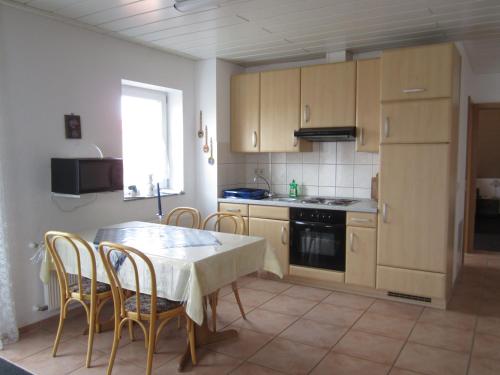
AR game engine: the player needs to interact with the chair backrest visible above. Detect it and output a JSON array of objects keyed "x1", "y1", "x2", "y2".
[
  {"x1": 98, "y1": 241, "x2": 158, "y2": 321},
  {"x1": 163, "y1": 207, "x2": 201, "y2": 229},
  {"x1": 44, "y1": 231, "x2": 97, "y2": 302},
  {"x1": 202, "y1": 212, "x2": 245, "y2": 235}
]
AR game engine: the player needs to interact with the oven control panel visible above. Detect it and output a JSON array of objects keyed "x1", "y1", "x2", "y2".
[{"x1": 290, "y1": 208, "x2": 346, "y2": 224}]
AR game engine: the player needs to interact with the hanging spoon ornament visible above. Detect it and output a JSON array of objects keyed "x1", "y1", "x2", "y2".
[
  {"x1": 197, "y1": 110, "x2": 204, "y2": 138},
  {"x1": 208, "y1": 137, "x2": 215, "y2": 165},
  {"x1": 203, "y1": 126, "x2": 209, "y2": 153}
]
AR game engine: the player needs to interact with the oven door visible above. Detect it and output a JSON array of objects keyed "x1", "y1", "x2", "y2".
[{"x1": 290, "y1": 220, "x2": 346, "y2": 271}]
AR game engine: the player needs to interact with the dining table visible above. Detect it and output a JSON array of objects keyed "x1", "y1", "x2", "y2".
[{"x1": 40, "y1": 221, "x2": 283, "y2": 370}]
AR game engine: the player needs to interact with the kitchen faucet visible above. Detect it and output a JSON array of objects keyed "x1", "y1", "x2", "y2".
[{"x1": 253, "y1": 173, "x2": 273, "y2": 198}]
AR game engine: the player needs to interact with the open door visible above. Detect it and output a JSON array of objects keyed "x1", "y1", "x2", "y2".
[{"x1": 463, "y1": 97, "x2": 476, "y2": 254}]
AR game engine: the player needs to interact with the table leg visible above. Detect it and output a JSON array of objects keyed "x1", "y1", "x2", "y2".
[{"x1": 177, "y1": 295, "x2": 238, "y2": 371}]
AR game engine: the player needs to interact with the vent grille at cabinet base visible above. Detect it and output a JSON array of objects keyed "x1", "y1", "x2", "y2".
[{"x1": 387, "y1": 291, "x2": 432, "y2": 303}]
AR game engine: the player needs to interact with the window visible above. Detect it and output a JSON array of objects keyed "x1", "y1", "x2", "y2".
[{"x1": 121, "y1": 80, "x2": 183, "y2": 199}]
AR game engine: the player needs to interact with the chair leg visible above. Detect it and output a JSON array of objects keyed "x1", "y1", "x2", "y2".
[
  {"x1": 85, "y1": 300, "x2": 96, "y2": 368},
  {"x1": 231, "y1": 282, "x2": 246, "y2": 319},
  {"x1": 145, "y1": 323, "x2": 156, "y2": 375},
  {"x1": 187, "y1": 318, "x2": 197, "y2": 365},
  {"x1": 128, "y1": 320, "x2": 134, "y2": 342},
  {"x1": 209, "y1": 293, "x2": 217, "y2": 332},
  {"x1": 107, "y1": 319, "x2": 121, "y2": 375},
  {"x1": 52, "y1": 304, "x2": 66, "y2": 357}
]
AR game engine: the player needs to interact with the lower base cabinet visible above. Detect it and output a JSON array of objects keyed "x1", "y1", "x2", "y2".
[
  {"x1": 345, "y1": 226, "x2": 376, "y2": 288},
  {"x1": 249, "y1": 217, "x2": 289, "y2": 276}
]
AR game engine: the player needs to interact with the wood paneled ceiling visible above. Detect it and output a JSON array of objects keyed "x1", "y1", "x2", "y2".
[{"x1": 6, "y1": 0, "x2": 500, "y2": 73}]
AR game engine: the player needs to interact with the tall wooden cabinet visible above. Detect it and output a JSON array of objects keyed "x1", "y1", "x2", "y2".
[
  {"x1": 377, "y1": 43, "x2": 461, "y2": 304},
  {"x1": 301, "y1": 61, "x2": 356, "y2": 128},
  {"x1": 356, "y1": 59, "x2": 380, "y2": 152},
  {"x1": 230, "y1": 73, "x2": 260, "y2": 152},
  {"x1": 260, "y1": 69, "x2": 311, "y2": 152}
]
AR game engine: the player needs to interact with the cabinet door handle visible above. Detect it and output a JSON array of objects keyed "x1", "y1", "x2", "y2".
[
  {"x1": 350, "y1": 218, "x2": 370, "y2": 223},
  {"x1": 281, "y1": 225, "x2": 287, "y2": 245},
  {"x1": 226, "y1": 208, "x2": 241, "y2": 213},
  {"x1": 402, "y1": 88, "x2": 426, "y2": 94},
  {"x1": 383, "y1": 117, "x2": 390, "y2": 138},
  {"x1": 304, "y1": 105, "x2": 310, "y2": 123},
  {"x1": 349, "y1": 232, "x2": 354, "y2": 252},
  {"x1": 252, "y1": 130, "x2": 258, "y2": 148},
  {"x1": 359, "y1": 127, "x2": 365, "y2": 146},
  {"x1": 382, "y1": 203, "x2": 388, "y2": 223}
]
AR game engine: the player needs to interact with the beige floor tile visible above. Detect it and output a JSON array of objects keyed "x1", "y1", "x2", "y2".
[
  {"x1": 206, "y1": 327, "x2": 273, "y2": 360},
  {"x1": 73, "y1": 327, "x2": 132, "y2": 354},
  {"x1": 154, "y1": 349, "x2": 242, "y2": 374},
  {"x1": 478, "y1": 299, "x2": 500, "y2": 317},
  {"x1": 237, "y1": 275, "x2": 259, "y2": 287},
  {"x1": 322, "y1": 292, "x2": 375, "y2": 310},
  {"x1": 230, "y1": 362, "x2": 285, "y2": 374},
  {"x1": 389, "y1": 368, "x2": 425, "y2": 375},
  {"x1": 473, "y1": 334, "x2": 500, "y2": 360},
  {"x1": 259, "y1": 295, "x2": 317, "y2": 316},
  {"x1": 17, "y1": 337, "x2": 105, "y2": 375},
  {"x1": 352, "y1": 312, "x2": 415, "y2": 340},
  {"x1": 333, "y1": 330, "x2": 404, "y2": 365},
  {"x1": 230, "y1": 308, "x2": 298, "y2": 335},
  {"x1": 469, "y1": 356, "x2": 500, "y2": 375},
  {"x1": 221, "y1": 288, "x2": 276, "y2": 308},
  {"x1": 208, "y1": 300, "x2": 248, "y2": 330},
  {"x1": 395, "y1": 342, "x2": 469, "y2": 375},
  {"x1": 368, "y1": 300, "x2": 423, "y2": 321},
  {"x1": 303, "y1": 302, "x2": 364, "y2": 327},
  {"x1": 1, "y1": 328, "x2": 61, "y2": 362},
  {"x1": 70, "y1": 356, "x2": 144, "y2": 375},
  {"x1": 447, "y1": 294, "x2": 481, "y2": 315},
  {"x1": 477, "y1": 316, "x2": 500, "y2": 338},
  {"x1": 282, "y1": 285, "x2": 331, "y2": 302},
  {"x1": 244, "y1": 279, "x2": 292, "y2": 294},
  {"x1": 310, "y1": 352, "x2": 390, "y2": 375},
  {"x1": 279, "y1": 318, "x2": 347, "y2": 349},
  {"x1": 408, "y1": 322, "x2": 473, "y2": 352},
  {"x1": 418, "y1": 307, "x2": 477, "y2": 330},
  {"x1": 249, "y1": 337, "x2": 328, "y2": 375}
]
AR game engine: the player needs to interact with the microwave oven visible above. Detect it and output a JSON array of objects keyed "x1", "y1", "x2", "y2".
[{"x1": 51, "y1": 158, "x2": 123, "y2": 195}]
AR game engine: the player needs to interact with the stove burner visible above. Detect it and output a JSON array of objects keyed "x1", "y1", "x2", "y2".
[{"x1": 300, "y1": 198, "x2": 358, "y2": 206}]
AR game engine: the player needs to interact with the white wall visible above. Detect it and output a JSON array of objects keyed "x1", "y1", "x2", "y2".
[
  {"x1": 0, "y1": 5, "x2": 198, "y2": 327},
  {"x1": 472, "y1": 73, "x2": 500, "y2": 103}
]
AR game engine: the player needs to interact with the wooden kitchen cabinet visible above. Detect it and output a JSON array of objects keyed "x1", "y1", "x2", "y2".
[
  {"x1": 218, "y1": 203, "x2": 249, "y2": 235},
  {"x1": 356, "y1": 58, "x2": 380, "y2": 152},
  {"x1": 301, "y1": 61, "x2": 356, "y2": 128},
  {"x1": 249, "y1": 218, "x2": 289, "y2": 275},
  {"x1": 381, "y1": 99, "x2": 452, "y2": 144},
  {"x1": 381, "y1": 43, "x2": 460, "y2": 101},
  {"x1": 230, "y1": 73, "x2": 260, "y2": 152},
  {"x1": 346, "y1": 226, "x2": 377, "y2": 288},
  {"x1": 377, "y1": 144, "x2": 450, "y2": 273},
  {"x1": 260, "y1": 69, "x2": 312, "y2": 152}
]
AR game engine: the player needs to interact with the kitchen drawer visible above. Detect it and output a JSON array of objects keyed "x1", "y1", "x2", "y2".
[
  {"x1": 347, "y1": 212, "x2": 377, "y2": 228},
  {"x1": 249, "y1": 205, "x2": 289, "y2": 220},
  {"x1": 376, "y1": 265, "x2": 446, "y2": 299},
  {"x1": 289, "y1": 265, "x2": 344, "y2": 283},
  {"x1": 219, "y1": 203, "x2": 248, "y2": 216}
]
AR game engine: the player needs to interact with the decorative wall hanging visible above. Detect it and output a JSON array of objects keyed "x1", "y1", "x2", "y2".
[
  {"x1": 198, "y1": 110, "x2": 204, "y2": 138},
  {"x1": 208, "y1": 137, "x2": 215, "y2": 165},
  {"x1": 203, "y1": 126, "x2": 209, "y2": 153},
  {"x1": 64, "y1": 114, "x2": 82, "y2": 139}
]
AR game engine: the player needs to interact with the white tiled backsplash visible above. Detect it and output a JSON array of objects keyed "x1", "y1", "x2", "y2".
[{"x1": 218, "y1": 142, "x2": 379, "y2": 199}]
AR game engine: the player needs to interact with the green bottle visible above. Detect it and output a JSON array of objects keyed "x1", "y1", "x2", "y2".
[{"x1": 289, "y1": 179, "x2": 298, "y2": 198}]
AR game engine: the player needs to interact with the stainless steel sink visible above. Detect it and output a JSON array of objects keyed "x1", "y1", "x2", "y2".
[{"x1": 267, "y1": 197, "x2": 298, "y2": 202}]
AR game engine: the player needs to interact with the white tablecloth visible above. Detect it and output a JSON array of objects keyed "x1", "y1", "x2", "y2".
[{"x1": 41, "y1": 221, "x2": 283, "y2": 325}]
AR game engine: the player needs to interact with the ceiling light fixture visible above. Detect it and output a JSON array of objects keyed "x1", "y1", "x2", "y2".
[{"x1": 173, "y1": 0, "x2": 222, "y2": 13}]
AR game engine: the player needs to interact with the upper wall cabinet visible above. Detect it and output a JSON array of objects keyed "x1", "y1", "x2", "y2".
[
  {"x1": 356, "y1": 58, "x2": 380, "y2": 152},
  {"x1": 381, "y1": 43, "x2": 460, "y2": 102},
  {"x1": 260, "y1": 68, "x2": 312, "y2": 152},
  {"x1": 231, "y1": 73, "x2": 260, "y2": 152},
  {"x1": 301, "y1": 61, "x2": 356, "y2": 128}
]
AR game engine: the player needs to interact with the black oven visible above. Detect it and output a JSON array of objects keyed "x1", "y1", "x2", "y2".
[{"x1": 289, "y1": 208, "x2": 346, "y2": 272}]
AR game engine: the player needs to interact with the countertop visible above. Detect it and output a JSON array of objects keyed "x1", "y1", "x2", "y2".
[{"x1": 218, "y1": 196, "x2": 378, "y2": 213}]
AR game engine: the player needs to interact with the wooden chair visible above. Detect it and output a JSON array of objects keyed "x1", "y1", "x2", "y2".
[
  {"x1": 44, "y1": 231, "x2": 113, "y2": 368},
  {"x1": 98, "y1": 241, "x2": 196, "y2": 375},
  {"x1": 162, "y1": 207, "x2": 201, "y2": 229},
  {"x1": 202, "y1": 212, "x2": 247, "y2": 332}
]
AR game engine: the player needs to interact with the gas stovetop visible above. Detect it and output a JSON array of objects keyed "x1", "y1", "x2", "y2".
[{"x1": 300, "y1": 197, "x2": 359, "y2": 206}]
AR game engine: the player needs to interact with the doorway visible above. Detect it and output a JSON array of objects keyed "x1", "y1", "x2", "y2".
[{"x1": 464, "y1": 101, "x2": 500, "y2": 253}]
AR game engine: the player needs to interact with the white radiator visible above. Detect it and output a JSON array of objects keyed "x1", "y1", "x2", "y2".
[{"x1": 43, "y1": 272, "x2": 77, "y2": 311}]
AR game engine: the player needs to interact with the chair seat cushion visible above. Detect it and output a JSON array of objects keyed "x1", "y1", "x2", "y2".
[
  {"x1": 69, "y1": 277, "x2": 111, "y2": 295},
  {"x1": 124, "y1": 294, "x2": 181, "y2": 314}
]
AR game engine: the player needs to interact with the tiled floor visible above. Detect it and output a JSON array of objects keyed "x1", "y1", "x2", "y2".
[{"x1": 3, "y1": 253, "x2": 500, "y2": 374}]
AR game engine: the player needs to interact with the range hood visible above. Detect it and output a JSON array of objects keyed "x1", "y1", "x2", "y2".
[{"x1": 294, "y1": 127, "x2": 356, "y2": 142}]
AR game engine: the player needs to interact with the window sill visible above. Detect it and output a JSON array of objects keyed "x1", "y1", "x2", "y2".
[{"x1": 123, "y1": 190, "x2": 184, "y2": 202}]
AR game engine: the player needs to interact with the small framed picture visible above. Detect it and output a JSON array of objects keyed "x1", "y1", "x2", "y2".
[{"x1": 65, "y1": 114, "x2": 82, "y2": 139}]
